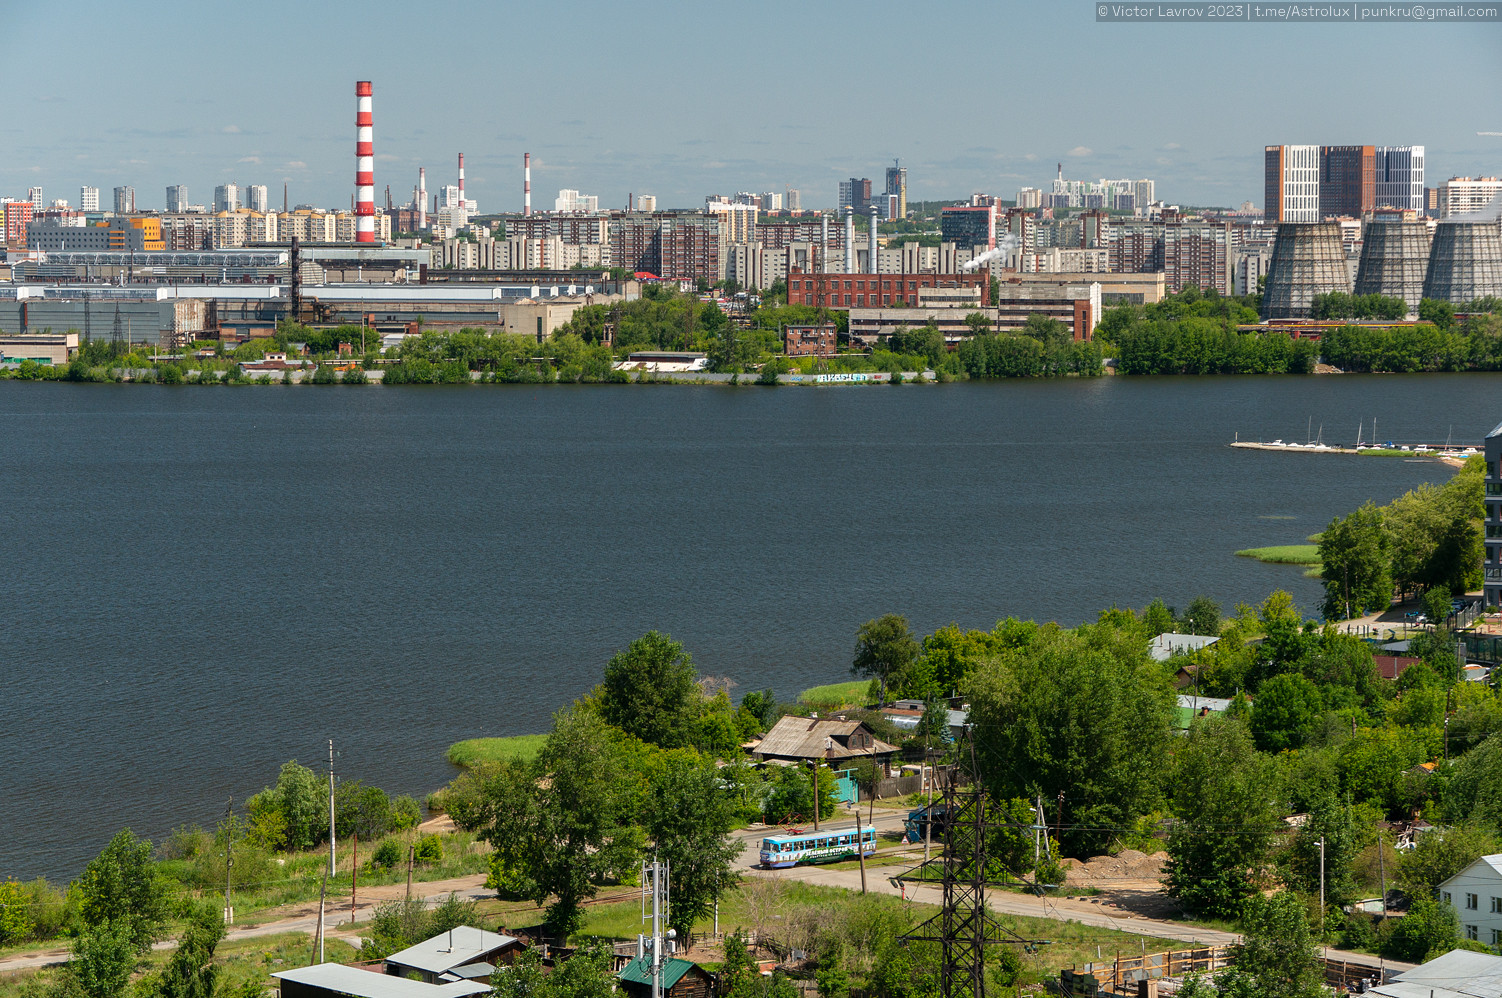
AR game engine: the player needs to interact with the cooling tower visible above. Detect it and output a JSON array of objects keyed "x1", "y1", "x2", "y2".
[
  {"x1": 1354, "y1": 220, "x2": 1431, "y2": 310},
  {"x1": 1421, "y1": 220, "x2": 1502, "y2": 304},
  {"x1": 1261, "y1": 222, "x2": 1351, "y2": 320}
]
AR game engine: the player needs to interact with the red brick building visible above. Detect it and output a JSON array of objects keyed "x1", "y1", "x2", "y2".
[
  {"x1": 786, "y1": 270, "x2": 988, "y2": 308},
  {"x1": 783, "y1": 323, "x2": 838, "y2": 357}
]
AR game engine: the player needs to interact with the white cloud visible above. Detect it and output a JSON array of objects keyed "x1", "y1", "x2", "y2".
[
  {"x1": 1067, "y1": 146, "x2": 1093, "y2": 157},
  {"x1": 238, "y1": 156, "x2": 261, "y2": 164},
  {"x1": 222, "y1": 125, "x2": 241, "y2": 134},
  {"x1": 285, "y1": 161, "x2": 307, "y2": 169},
  {"x1": 1163, "y1": 142, "x2": 1182, "y2": 150}
]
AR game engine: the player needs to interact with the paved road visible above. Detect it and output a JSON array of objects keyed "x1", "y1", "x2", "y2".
[{"x1": 0, "y1": 807, "x2": 1411, "y2": 980}]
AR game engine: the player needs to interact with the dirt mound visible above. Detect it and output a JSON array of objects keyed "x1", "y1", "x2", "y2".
[{"x1": 1067, "y1": 849, "x2": 1167, "y2": 883}]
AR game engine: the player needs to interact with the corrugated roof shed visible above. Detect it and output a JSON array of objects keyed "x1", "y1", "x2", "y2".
[
  {"x1": 385, "y1": 925, "x2": 520, "y2": 976},
  {"x1": 1371, "y1": 949, "x2": 1502, "y2": 998},
  {"x1": 271, "y1": 963, "x2": 491, "y2": 998}
]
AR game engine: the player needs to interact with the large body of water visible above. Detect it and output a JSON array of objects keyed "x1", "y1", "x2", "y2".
[{"x1": 2, "y1": 375, "x2": 1494, "y2": 881}]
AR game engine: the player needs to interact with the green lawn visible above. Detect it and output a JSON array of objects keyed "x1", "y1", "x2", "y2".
[
  {"x1": 1234, "y1": 544, "x2": 1321, "y2": 565},
  {"x1": 797, "y1": 680, "x2": 871, "y2": 706},
  {"x1": 447, "y1": 734, "x2": 548, "y2": 768}
]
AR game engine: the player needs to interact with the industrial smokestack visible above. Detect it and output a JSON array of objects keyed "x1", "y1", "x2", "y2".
[
  {"x1": 458, "y1": 153, "x2": 465, "y2": 208},
  {"x1": 354, "y1": 81, "x2": 375, "y2": 243},
  {"x1": 418, "y1": 168, "x2": 427, "y2": 229},
  {"x1": 524, "y1": 153, "x2": 532, "y2": 216},
  {"x1": 844, "y1": 209, "x2": 855, "y2": 272},
  {"x1": 868, "y1": 207, "x2": 878, "y2": 275},
  {"x1": 821, "y1": 213, "x2": 829, "y2": 273}
]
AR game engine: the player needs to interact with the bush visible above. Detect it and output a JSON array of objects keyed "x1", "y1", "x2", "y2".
[
  {"x1": 370, "y1": 838, "x2": 404, "y2": 871},
  {"x1": 159, "y1": 364, "x2": 184, "y2": 385},
  {"x1": 390, "y1": 795, "x2": 421, "y2": 830},
  {"x1": 311, "y1": 364, "x2": 338, "y2": 385},
  {"x1": 340, "y1": 366, "x2": 369, "y2": 385},
  {"x1": 1339, "y1": 911, "x2": 1378, "y2": 952},
  {"x1": 413, "y1": 834, "x2": 443, "y2": 865}
]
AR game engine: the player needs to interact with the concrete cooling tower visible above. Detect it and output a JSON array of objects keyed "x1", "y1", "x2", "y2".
[
  {"x1": 1261, "y1": 222, "x2": 1351, "y2": 320},
  {"x1": 1422, "y1": 220, "x2": 1502, "y2": 304},
  {"x1": 1354, "y1": 220, "x2": 1431, "y2": 310}
]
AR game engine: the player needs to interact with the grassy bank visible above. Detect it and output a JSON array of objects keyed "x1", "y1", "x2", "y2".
[
  {"x1": 1234, "y1": 544, "x2": 1321, "y2": 566},
  {"x1": 796, "y1": 680, "x2": 871, "y2": 706},
  {"x1": 446, "y1": 734, "x2": 548, "y2": 769}
]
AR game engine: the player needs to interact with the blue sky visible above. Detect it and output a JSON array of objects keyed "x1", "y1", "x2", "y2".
[{"x1": 4, "y1": 0, "x2": 1499, "y2": 212}]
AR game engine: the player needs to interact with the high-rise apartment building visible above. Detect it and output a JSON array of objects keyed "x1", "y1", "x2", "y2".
[
  {"x1": 213, "y1": 184, "x2": 240, "y2": 213},
  {"x1": 113, "y1": 186, "x2": 135, "y2": 214},
  {"x1": 636, "y1": 195, "x2": 656, "y2": 212},
  {"x1": 166, "y1": 185, "x2": 189, "y2": 213},
  {"x1": 760, "y1": 192, "x2": 782, "y2": 212},
  {"x1": 554, "y1": 189, "x2": 599, "y2": 213},
  {"x1": 838, "y1": 178, "x2": 872, "y2": 212},
  {"x1": 1109, "y1": 215, "x2": 1234, "y2": 295},
  {"x1": 607, "y1": 212, "x2": 724, "y2": 282},
  {"x1": 885, "y1": 162, "x2": 907, "y2": 219},
  {"x1": 1016, "y1": 187, "x2": 1043, "y2": 209},
  {"x1": 1319, "y1": 145, "x2": 1375, "y2": 219},
  {"x1": 27, "y1": 187, "x2": 43, "y2": 208},
  {"x1": 1375, "y1": 146, "x2": 1425, "y2": 211},
  {"x1": 1264, "y1": 145, "x2": 1319, "y2": 222},
  {"x1": 1439, "y1": 177, "x2": 1502, "y2": 217},
  {"x1": 786, "y1": 189, "x2": 801, "y2": 211},
  {"x1": 80, "y1": 186, "x2": 100, "y2": 212},
  {"x1": 246, "y1": 185, "x2": 269, "y2": 213}
]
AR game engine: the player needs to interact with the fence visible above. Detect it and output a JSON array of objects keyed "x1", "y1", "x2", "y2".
[{"x1": 1058, "y1": 946, "x2": 1234, "y2": 995}]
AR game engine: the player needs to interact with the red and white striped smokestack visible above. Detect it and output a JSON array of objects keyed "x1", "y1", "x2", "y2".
[
  {"x1": 458, "y1": 153, "x2": 465, "y2": 208},
  {"x1": 418, "y1": 167, "x2": 426, "y2": 229},
  {"x1": 524, "y1": 152, "x2": 531, "y2": 216},
  {"x1": 355, "y1": 81, "x2": 375, "y2": 243}
]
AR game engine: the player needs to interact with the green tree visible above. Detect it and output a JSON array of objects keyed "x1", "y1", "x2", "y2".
[
  {"x1": 69, "y1": 920, "x2": 137, "y2": 998},
  {"x1": 1418, "y1": 297, "x2": 1456, "y2": 329},
  {"x1": 246, "y1": 760, "x2": 323, "y2": 852},
  {"x1": 1382, "y1": 893, "x2": 1459, "y2": 962},
  {"x1": 1140, "y1": 599, "x2": 1175, "y2": 637},
  {"x1": 76, "y1": 830, "x2": 171, "y2": 953},
  {"x1": 1397, "y1": 826, "x2": 1501, "y2": 899},
  {"x1": 1181, "y1": 596, "x2": 1222, "y2": 637},
  {"x1": 1286, "y1": 795, "x2": 1362, "y2": 911},
  {"x1": 910, "y1": 694, "x2": 951, "y2": 753},
  {"x1": 1444, "y1": 733, "x2": 1502, "y2": 825},
  {"x1": 598, "y1": 631, "x2": 700, "y2": 749},
  {"x1": 851, "y1": 615, "x2": 920, "y2": 707},
  {"x1": 1164, "y1": 716, "x2": 1279, "y2": 918},
  {"x1": 1318, "y1": 502, "x2": 1393, "y2": 619},
  {"x1": 489, "y1": 946, "x2": 549, "y2": 998},
  {"x1": 644, "y1": 757, "x2": 740, "y2": 943},
  {"x1": 156, "y1": 903, "x2": 224, "y2": 998},
  {"x1": 483, "y1": 709, "x2": 643, "y2": 937},
  {"x1": 966, "y1": 621, "x2": 1175, "y2": 854},
  {"x1": 1216, "y1": 891, "x2": 1325, "y2": 998},
  {"x1": 1249, "y1": 674, "x2": 1323, "y2": 753},
  {"x1": 0, "y1": 880, "x2": 34, "y2": 945}
]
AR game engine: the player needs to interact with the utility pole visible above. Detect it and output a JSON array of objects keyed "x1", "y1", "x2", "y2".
[
  {"x1": 328, "y1": 739, "x2": 336, "y2": 878},
  {"x1": 1377, "y1": 828, "x2": 1388, "y2": 917},
  {"x1": 1317, "y1": 837, "x2": 1326, "y2": 939},
  {"x1": 924, "y1": 748, "x2": 934, "y2": 865},
  {"x1": 223, "y1": 797, "x2": 234, "y2": 925},
  {"x1": 856, "y1": 810, "x2": 868, "y2": 894},
  {"x1": 350, "y1": 833, "x2": 358, "y2": 925},
  {"x1": 316, "y1": 868, "x2": 328, "y2": 964},
  {"x1": 1055, "y1": 791, "x2": 1064, "y2": 846},
  {"x1": 406, "y1": 843, "x2": 414, "y2": 899},
  {"x1": 810, "y1": 763, "x2": 820, "y2": 831}
]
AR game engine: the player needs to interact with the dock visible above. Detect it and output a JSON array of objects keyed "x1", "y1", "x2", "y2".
[{"x1": 1230, "y1": 439, "x2": 1477, "y2": 461}]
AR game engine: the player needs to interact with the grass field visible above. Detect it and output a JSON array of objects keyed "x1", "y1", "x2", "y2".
[
  {"x1": 446, "y1": 734, "x2": 548, "y2": 768},
  {"x1": 797, "y1": 680, "x2": 871, "y2": 706},
  {"x1": 1234, "y1": 544, "x2": 1321, "y2": 565}
]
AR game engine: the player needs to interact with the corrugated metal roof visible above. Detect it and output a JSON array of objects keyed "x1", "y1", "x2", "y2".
[
  {"x1": 752, "y1": 716, "x2": 897, "y2": 761},
  {"x1": 617, "y1": 956, "x2": 699, "y2": 989},
  {"x1": 1148, "y1": 633, "x2": 1219, "y2": 662},
  {"x1": 1372, "y1": 949, "x2": 1502, "y2": 998},
  {"x1": 385, "y1": 925, "x2": 520, "y2": 975},
  {"x1": 271, "y1": 963, "x2": 491, "y2": 997}
]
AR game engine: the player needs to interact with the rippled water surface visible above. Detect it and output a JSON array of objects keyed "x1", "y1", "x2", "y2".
[{"x1": 2, "y1": 375, "x2": 1492, "y2": 879}]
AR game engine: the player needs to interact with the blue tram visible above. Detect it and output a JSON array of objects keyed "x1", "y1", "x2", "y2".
[{"x1": 759, "y1": 825, "x2": 877, "y2": 868}]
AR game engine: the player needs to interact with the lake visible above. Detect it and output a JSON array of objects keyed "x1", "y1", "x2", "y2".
[{"x1": 1, "y1": 374, "x2": 1491, "y2": 880}]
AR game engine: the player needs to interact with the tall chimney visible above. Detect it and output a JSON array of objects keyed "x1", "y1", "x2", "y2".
[
  {"x1": 418, "y1": 168, "x2": 427, "y2": 229},
  {"x1": 868, "y1": 207, "x2": 878, "y2": 274},
  {"x1": 844, "y1": 209, "x2": 855, "y2": 272},
  {"x1": 354, "y1": 81, "x2": 375, "y2": 243},
  {"x1": 524, "y1": 153, "x2": 532, "y2": 216},
  {"x1": 458, "y1": 152, "x2": 465, "y2": 208},
  {"x1": 821, "y1": 212, "x2": 829, "y2": 273}
]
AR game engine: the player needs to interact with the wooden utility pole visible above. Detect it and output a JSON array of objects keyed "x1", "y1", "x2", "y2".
[
  {"x1": 856, "y1": 811, "x2": 868, "y2": 894},
  {"x1": 223, "y1": 798, "x2": 234, "y2": 925},
  {"x1": 810, "y1": 763, "x2": 820, "y2": 831},
  {"x1": 1377, "y1": 829, "x2": 1388, "y2": 916},
  {"x1": 406, "y1": 843, "x2": 415, "y2": 899}
]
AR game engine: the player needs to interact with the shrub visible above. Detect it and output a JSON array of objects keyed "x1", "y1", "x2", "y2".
[
  {"x1": 340, "y1": 366, "x2": 369, "y2": 385},
  {"x1": 311, "y1": 365, "x2": 337, "y2": 385},
  {"x1": 390, "y1": 795, "x2": 421, "y2": 830},
  {"x1": 413, "y1": 834, "x2": 443, "y2": 865},
  {"x1": 0, "y1": 880, "x2": 34, "y2": 945},
  {"x1": 370, "y1": 838, "x2": 404, "y2": 871},
  {"x1": 159, "y1": 364, "x2": 184, "y2": 385}
]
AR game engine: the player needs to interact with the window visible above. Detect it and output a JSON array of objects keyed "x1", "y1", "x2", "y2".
[
  {"x1": 1468, "y1": 893, "x2": 1479, "y2": 910},
  {"x1": 1492, "y1": 897, "x2": 1501, "y2": 913},
  {"x1": 1443, "y1": 891, "x2": 1452, "y2": 904},
  {"x1": 1466, "y1": 924, "x2": 1478, "y2": 941},
  {"x1": 1494, "y1": 929, "x2": 1502, "y2": 946}
]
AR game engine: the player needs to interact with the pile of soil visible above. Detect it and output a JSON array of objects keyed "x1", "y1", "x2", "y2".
[{"x1": 1061, "y1": 849, "x2": 1168, "y2": 885}]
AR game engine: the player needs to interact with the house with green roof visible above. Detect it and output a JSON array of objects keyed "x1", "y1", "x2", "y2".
[{"x1": 616, "y1": 956, "x2": 714, "y2": 998}]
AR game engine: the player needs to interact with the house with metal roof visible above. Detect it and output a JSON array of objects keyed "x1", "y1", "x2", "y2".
[
  {"x1": 1148, "y1": 633, "x2": 1219, "y2": 663},
  {"x1": 1438, "y1": 855, "x2": 1502, "y2": 950},
  {"x1": 1370, "y1": 948, "x2": 1502, "y2": 998},
  {"x1": 384, "y1": 925, "x2": 523, "y2": 985},
  {"x1": 616, "y1": 956, "x2": 714, "y2": 998},
  {"x1": 749, "y1": 716, "x2": 898, "y2": 771},
  {"x1": 272, "y1": 963, "x2": 491, "y2": 998}
]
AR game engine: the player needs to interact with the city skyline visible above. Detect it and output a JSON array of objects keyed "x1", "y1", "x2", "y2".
[{"x1": 3, "y1": 0, "x2": 1500, "y2": 214}]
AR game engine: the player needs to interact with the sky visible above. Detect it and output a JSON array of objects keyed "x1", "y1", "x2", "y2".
[{"x1": 3, "y1": 0, "x2": 1500, "y2": 214}]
